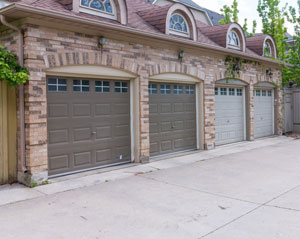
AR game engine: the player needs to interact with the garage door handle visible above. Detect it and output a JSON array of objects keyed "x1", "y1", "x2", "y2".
[
  {"x1": 227, "y1": 120, "x2": 230, "y2": 123},
  {"x1": 91, "y1": 131, "x2": 96, "y2": 135}
]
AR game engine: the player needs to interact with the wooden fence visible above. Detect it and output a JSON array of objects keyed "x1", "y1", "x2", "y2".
[
  {"x1": 283, "y1": 88, "x2": 300, "y2": 134},
  {"x1": 0, "y1": 81, "x2": 17, "y2": 185},
  {"x1": 293, "y1": 89, "x2": 300, "y2": 133}
]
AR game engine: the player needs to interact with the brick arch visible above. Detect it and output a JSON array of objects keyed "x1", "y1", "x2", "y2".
[
  {"x1": 148, "y1": 63, "x2": 205, "y2": 81},
  {"x1": 215, "y1": 70, "x2": 249, "y2": 84},
  {"x1": 43, "y1": 52, "x2": 142, "y2": 76}
]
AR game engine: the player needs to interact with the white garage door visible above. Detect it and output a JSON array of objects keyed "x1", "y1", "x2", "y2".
[
  {"x1": 254, "y1": 89, "x2": 274, "y2": 138},
  {"x1": 215, "y1": 87, "x2": 245, "y2": 146}
]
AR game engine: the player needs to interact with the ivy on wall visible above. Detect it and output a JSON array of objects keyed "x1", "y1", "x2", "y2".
[
  {"x1": 224, "y1": 56, "x2": 262, "y2": 81},
  {"x1": 0, "y1": 45, "x2": 29, "y2": 87}
]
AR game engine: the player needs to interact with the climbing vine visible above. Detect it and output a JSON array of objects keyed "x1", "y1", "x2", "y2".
[
  {"x1": 0, "y1": 45, "x2": 29, "y2": 87},
  {"x1": 224, "y1": 56, "x2": 261, "y2": 80}
]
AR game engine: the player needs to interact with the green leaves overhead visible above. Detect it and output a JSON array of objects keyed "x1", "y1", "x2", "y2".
[
  {"x1": 282, "y1": 0, "x2": 300, "y2": 86},
  {"x1": 257, "y1": 0, "x2": 288, "y2": 60},
  {"x1": 0, "y1": 45, "x2": 29, "y2": 87},
  {"x1": 219, "y1": 0, "x2": 257, "y2": 36}
]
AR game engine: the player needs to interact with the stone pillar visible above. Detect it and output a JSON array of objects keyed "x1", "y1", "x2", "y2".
[
  {"x1": 247, "y1": 82, "x2": 255, "y2": 141},
  {"x1": 18, "y1": 30, "x2": 48, "y2": 185},
  {"x1": 203, "y1": 78, "x2": 215, "y2": 150},
  {"x1": 275, "y1": 87, "x2": 283, "y2": 135},
  {"x1": 138, "y1": 70, "x2": 150, "y2": 163}
]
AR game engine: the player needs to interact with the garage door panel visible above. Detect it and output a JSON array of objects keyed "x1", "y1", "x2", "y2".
[
  {"x1": 161, "y1": 140, "x2": 172, "y2": 152},
  {"x1": 96, "y1": 149, "x2": 111, "y2": 162},
  {"x1": 72, "y1": 104, "x2": 91, "y2": 117},
  {"x1": 73, "y1": 127, "x2": 92, "y2": 142},
  {"x1": 73, "y1": 151, "x2": 92, "y2": 166},
  {"x1": 254, "y1": 89, "x2": 274, "y2": 138},
  {"x1": 49, "y1": 155, "x2": 69, "y2": 171},
  {"x1": 95, "y1": 104, "x2": 111, "y2": 115},
  {"x1": 215, "y1": 86, "x2": 245, "y2": 146},
  {"x1": 150, "y1": 142, "x2": 159, "y2": 154},
  {"x1": 48, "y1": 104, "x2": 69, "y2": 118},
  {"x1": 149, "y1": 82, "x2": 197, "y2": 157},
  {"x1": 47, "y1": 78, "x2": 131, "y2": 176},
  {"x1": 48, "y1": 129, "x2": 69, "y2": 145},
  {"x1": 173, "y1": 103, "x2": 184, "y2": 112}
]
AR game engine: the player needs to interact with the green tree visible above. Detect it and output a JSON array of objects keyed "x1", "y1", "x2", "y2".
[
  {"x1": 257, "y1": 0, "x2": 288, "y2": 59},
  {"x1": 219, "y1": 0, "x2": 239, "y2": 24},
  {"x1": 219, "y1": 5, "x2": 234, "y2": 24},
  {"x1": 282, "y1": 0, "x2": 300, "y2": 86},
  {"x1": 0, "y1": 45, "x2": 29, "y2": 87},
  {"x1": 219, "y1": 0, "x2": 256, "y2": 36}
]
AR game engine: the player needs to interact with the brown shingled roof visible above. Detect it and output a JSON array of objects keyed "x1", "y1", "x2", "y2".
[
  {"x1": 246, "y1": 34, "x2": 267, "y2": 56},
  {"x1": 198, "y1": 23, "x2": 231, "y2": 48},
  {"x1": 137, "y1": 4, "x2": 171, "y2": 33},
  {"x1": 6, "y1": 0, "x2": 266, "y2": 59}
]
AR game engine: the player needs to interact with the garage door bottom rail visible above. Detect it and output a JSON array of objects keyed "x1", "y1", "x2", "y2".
[
  {"x1": 150, "y1": 148, "x2": 198, "y2": 162},
  {"x1": 48, "y1": 161, "x2": 131, "y2": 179}
]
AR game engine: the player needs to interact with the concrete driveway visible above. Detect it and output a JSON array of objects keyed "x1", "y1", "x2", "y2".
[{"x1": 1, "y1": 136, "x2": 300, "y2": 239}]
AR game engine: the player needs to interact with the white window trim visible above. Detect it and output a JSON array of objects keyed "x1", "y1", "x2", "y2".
[
  {"x1": 227, "y1": 30, "x2": 241, "y2": 50},
  {"x1": 264, "y1": 41, "x2": 273, "y2": 57},
  {"x1": 79, "y1": 0, "x2": 117, "y2": 20},
  {"x1": 169, "y1": 13, "x2": 190, "y2": 38}
]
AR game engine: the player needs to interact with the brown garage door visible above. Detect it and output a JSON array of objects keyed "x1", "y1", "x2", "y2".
[
  {"x1": 47, "y1": 77, "x2": 131, "y2": 176},
  {"x1": 149, "y1": 82, "x2": 197, "y2": 157}
]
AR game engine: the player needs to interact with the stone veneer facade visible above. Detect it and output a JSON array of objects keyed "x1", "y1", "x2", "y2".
[{"x1": 0, "y1": 23, "x2": 283, "y2": 184}]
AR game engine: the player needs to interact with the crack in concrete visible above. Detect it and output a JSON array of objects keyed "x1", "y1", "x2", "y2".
[
  {"x1": 198, "y1": 184, "x2": 300, "y2": 238},
  {"x1": 139, "y1": 175, "x2": 300, "y2": 238},
  {"x1": 139, "y1": 175, "x2": 262, "y2": 205}
]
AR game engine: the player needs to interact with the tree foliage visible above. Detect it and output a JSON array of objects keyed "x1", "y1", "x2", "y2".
[
  {"x1": 219, "y1": 0, "x2": 256, "y2": 36},
  {"x1": 219, "y1": 0, "x2": 239, "y2": 24},
  {"x1": 0, "y1": 45, "x2": 29, "y2": 87},
  {"x1": 257, "y1": 0, "x2": 288, "y2": 59},
  {"x1": 282, "y1": 0, "x2": 300, "y2": 86}
]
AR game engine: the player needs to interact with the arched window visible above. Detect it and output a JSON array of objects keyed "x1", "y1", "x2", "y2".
[
  {"x1": 79, "y1": 0, "x2": 119, "y2": 20},
  {"x1": 169, "y1": 13, "x2": 189, "y2": 37},
  {"x1": 264, "y1": 40, "x2": 272, "y2": 57},
  {"x1": 228, "y1": 30, "x2": 240, "y2": 49},
  {"x1": 81, "y1": 0, "x2": 113, "y2": 13}
]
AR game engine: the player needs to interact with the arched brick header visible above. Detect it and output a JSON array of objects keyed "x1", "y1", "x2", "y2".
[
  {"x1": 43, "y1": 52, "x2": 141, "y2": 75},
  {"x1": 148, "y1": 63, "x2": 205, "y2": 80},
  {"x1": 215, "y1": 70, "x2": 249, "y2": 83}
]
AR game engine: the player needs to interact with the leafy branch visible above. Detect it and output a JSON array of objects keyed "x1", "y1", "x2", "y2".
[{"x1": 0, "y1": 45, "x2": 29, "y2": 87}]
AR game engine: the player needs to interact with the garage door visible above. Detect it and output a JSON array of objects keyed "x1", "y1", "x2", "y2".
[
  {"x1": 254, "y1": 89, "x2": 274, "y2": 138},
  {"x1": 47, "y1": 77, "x2": 131, "y2": 176},
  {"x1": 149, "y1": 82, "x2": 197, "y2": 157},
  {"x1": 215, "y1": 87, "x2": 245, "y2": 146}
]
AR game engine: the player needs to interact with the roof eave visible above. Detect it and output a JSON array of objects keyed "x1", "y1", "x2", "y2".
[{"x1": 0, "y1": 3, "x2": 284, "y2": 66}]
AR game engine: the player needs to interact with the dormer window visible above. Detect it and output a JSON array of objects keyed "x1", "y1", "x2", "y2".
[
  {"x1": 81, "y1": 0, "x2": 112, "y2": 13},
  {"x1": 169, "y1": 13, "x2": 189, "y2": 37},
  {"x1": 264, "y1": 40, "x2": 272, "y2": 57},
  {"x1": 79, "y1": 0, "x2": 117, "y2": 20},
  {"x1": 228, "y1": 31, "x2": 240, "y2": 49}
]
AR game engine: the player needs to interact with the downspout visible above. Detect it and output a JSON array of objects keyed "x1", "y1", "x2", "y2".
[{"x1": 0, "y1": 15, "x2": 27, "y2": 173}]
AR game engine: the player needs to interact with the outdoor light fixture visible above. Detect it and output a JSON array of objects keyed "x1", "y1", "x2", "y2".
[
  {"x1": 178, "y1": 50, "x2": 184, "y2": 60},
  {"x1": 98, "y1": 36, "x2": 106, "y2": 47},
  {"x1": 266, "y1": 69, "x2": 273, "y2": 77},
  {"x1": 233, "y1": 64, "x2": 241, "y2": 74}
]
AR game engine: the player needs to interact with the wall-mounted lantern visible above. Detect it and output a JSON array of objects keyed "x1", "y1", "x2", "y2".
[
  {"x1": 266, "y1": 69, "x2": 273, "y2": 78},
  {"x1": 178, "y1": 50, "x2": 184, "y2": 61},
  {"x1": 98, "y1": 36, "x2": 106, "y2": 48}
]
